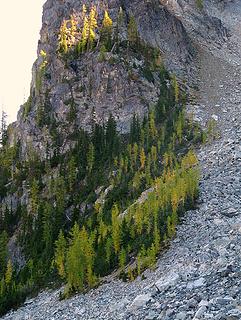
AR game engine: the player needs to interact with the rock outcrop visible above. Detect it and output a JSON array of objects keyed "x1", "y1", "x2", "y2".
[{"x1": 8, "y1": 0, "x2": 229, "y2": 161}]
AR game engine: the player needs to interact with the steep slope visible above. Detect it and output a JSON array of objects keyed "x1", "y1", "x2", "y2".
[
  {"x1": 3, "y1": 47, "x2": 240, "y2": 320},
  {"x1": 0, "y1": 1, "x2": 240, "y2": 319}
]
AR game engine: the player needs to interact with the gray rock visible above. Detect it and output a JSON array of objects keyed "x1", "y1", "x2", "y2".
[
  {"x1": 176, "y1": 311, "x2": 187, "y2": 320},
  {"x1": 187, "y1": 278, "x2": 205, "y2": 290},
  {"x1": 194, "y1": 305, "x2": 208, "y2": 319},
  {"x1": 129, "y1": 294, "x2": 152, "y2": 310},
  {"x1": 155, "y1": 273, "x2": 180, "y2": 293}
]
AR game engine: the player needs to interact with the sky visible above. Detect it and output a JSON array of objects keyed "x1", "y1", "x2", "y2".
[{"x1": 0, "y1": 0, "x2": 46, "y2": 123}]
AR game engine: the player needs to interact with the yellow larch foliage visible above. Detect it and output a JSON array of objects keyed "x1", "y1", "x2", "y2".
[
  {"x1": 59, "y1": 20, "x2": 68, "y2": 53},
  {"x1": 82, "y1": 16, "x2": 90, "y2": 48},
  {"x1": 5, "y1": 260, "x2": 13, "y2": 285},
  {"x1": 103, "y1": 10, "x2": 113, "y2": 28},
  {"x1": 140, "y1": 147, "x2": 146, "y2": 170},
  {"x1": 89, "y1": 5, "x2": 98, "y2": 44},
  {"x1": 181, "y1": 150, "x2": 198, "y2": 169},
  {"x1": 69, "y1": 14, "x2": 78, "y2": 46},
  {"x1": 82, "y1": 4, "x2": 87, "y2": 16}
]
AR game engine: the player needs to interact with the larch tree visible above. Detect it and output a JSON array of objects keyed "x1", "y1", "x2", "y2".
[
  {"x1": 111, "y1": 204, "x2": 121, "y2": 254},
  {"x1": 101, "y1": 10, "x2": 113, "y2": 50},
  {"x1": 0, "y1": 231, "x2": 8, "y2": 274},
  {"x1": 80, "y1": 226, "x2": 95, "y2": 287},
  {"x1": 5, "y1": 260, "x2": 12, "y2": 286},
  {"x1": 81, "y1": 16, "x2": 90, "y2": 52},
  {"x1": 88, "y1": 5, "x2": 98, "y2": 50},
  {"x1": 70, "y1": 14, "x2": 78, "y2": 46},
  {"x1": 140, "y1": 147, "x2": 146, "y2": 170},
  {"x1": 59, "y1": 20, "x2": 68, "y2": 53},
  {"x1": 66, "y1": 223, "x2": 84, "y2": 291}
]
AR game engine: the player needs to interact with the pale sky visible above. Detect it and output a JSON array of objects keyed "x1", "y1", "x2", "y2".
[{"x1": 0, "y1": 0, "x2": 46, "y2": 123}]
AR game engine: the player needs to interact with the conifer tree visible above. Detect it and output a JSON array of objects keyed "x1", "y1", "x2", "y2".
[
  {"x1": 105, "y1": 236, "x2": 113, "y2": 265},
  {"x1": 67, "y1": 157, "x2": 77, "y2": 191},
  {"x1": 98, "y1": 219, "x2": 108, "y2": 243},
  {"x1": 0, "y1": 231, "x2": 8, "y2": 273},
  {"x1": 70, "y1": 14, "x2": 77, "y2": 46},
  {"x1": 87, "y1": 142, "x2": 95, "y2": 173},
  {"x1": 0, "y1": 277, "x2": 5, "y2": 297},
  {"x1": 66, "y1": 223, "x2": 84, "y2": 291},
  {"x1": 106, "y1": 114, "x2": 118, "y2": 158},
  {"x1": 80, "y1": 226, "x2": 95, "y2": 286},
  {"x1": 172, "y1": 75, "x2": 179, "y2": 104},
  {"x1": 88, "y1": 6, "x2": 98, "y2": 50},
  {"x1": 59, "y1": 20, "x2": 68, "y2": 53},
  {"x1": 133, "y1": 143, "x2": 138, "y2": 166},
  {"x1": 140, "y1": 147, "x2": 146, "y2": 170},
  {"x1": 127, "y1": 16, "x2": 139, "y2": 47},
  {"x1": 151, "y1": 145, "x2": 157, "y2": 170},
  {"x1": 42, "y1": 202, "x2": 53, "y2": 254},
  {"x1": 176, "y1": 111, "x2": 184, "y2": 143},
  {"x1": 5, "y1": 260, "x2": 12, "y2": 285},
  {"x1": 53, "y1": 176, "x2": 66, "y2": 233},
  {"x1": 0, "y1": 111, "x2": 7, "y2": 146},
  {"x1": 81, "y1": 16, "x2": 90, "y2": 52},
  {"x1": 101, "y1": 10, "x2": 113, "y2": 50},
  {"x1": 119, "y1": 247, "x2": 126, "y2": 270},
  {"x1": 111, "y1": 204, "x2": 121, "y2": 254},
  {"x1": 30, "y1": 179, "x2": 39, "y2": 215},
  {"x1": 149, "y1": 111, "x2": 157, "y2": 139}
]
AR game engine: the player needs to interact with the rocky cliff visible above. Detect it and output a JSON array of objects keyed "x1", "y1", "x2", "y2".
[{"x1": 9, "y1": 0, "x2": 228, "y2": 160}]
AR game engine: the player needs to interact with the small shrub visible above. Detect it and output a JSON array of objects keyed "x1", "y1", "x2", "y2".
[{"x1": 196, "y1": 0, "x2": 204, "y2": 10}]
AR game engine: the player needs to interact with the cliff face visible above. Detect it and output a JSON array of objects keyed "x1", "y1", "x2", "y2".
[
  {"x1": 10, "y1": 0, "x2": 195, "y2": 160},
  {"x1": 9, "y1": 0, "x2": 229, "y2": 161}
]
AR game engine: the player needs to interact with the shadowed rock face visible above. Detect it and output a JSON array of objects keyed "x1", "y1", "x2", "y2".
[{"x1": 159, "y1": 0, "x2": 229, "y2": 43}]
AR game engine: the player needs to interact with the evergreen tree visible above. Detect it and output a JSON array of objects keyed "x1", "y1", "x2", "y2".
[
  {"x1": 81, "y1": 16, "x2": 90, "y2": 52},
  {"x1": 59, "y1": 20, "x2": 68, "y2": 53},
  {"x1": 140, "y1": 148, "x2": 146, "y2": 170},
  {"x1": 66, "y1": 223, "x2": 84, "y2": 291},
  {"x1": 67, "y1": 157, "x2": 77, "y2": 191},
  {"x1": 172, "y1": 75, "x2": 179, "y2": 104},
  {"x1": 5, "y1": 260, "x2": 12, "y2": 286},
  {"x1": 0, "y1": 231, "x2": 8, "y2": 274},
  {"x1": 29, "y1": 179, "x2": 39, "y2": 215},
  {"x1": 101, "y1": 10, "x2": 113, "y2": 50},
  {"x1": 119, "y1": 247, "x2": 126, "y2": 270},
  {"x1": 42, "y1": 202, "x2": 53, "y2": 255},
  {"x1": 88, "y1": 6, "x2": 98, "y2": 51},
  {"x1": 87, "y1": 142, "x2": 95, "y2": 173},
  {"x1": 127, "y1": 16, "x2": 139, "y2": 47},
  {"x1": 0, "y1": 111, "x2": 7, "y2": 146},
  {"x1": 106, "y1": 114, "x2": 118, "y2": 159},
  {"x1": 111, "y1": 204, "x2": 121, "y2": 254},
  {"x1": 54, "y1": 230, "x2": 67, "y2": 278}
]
